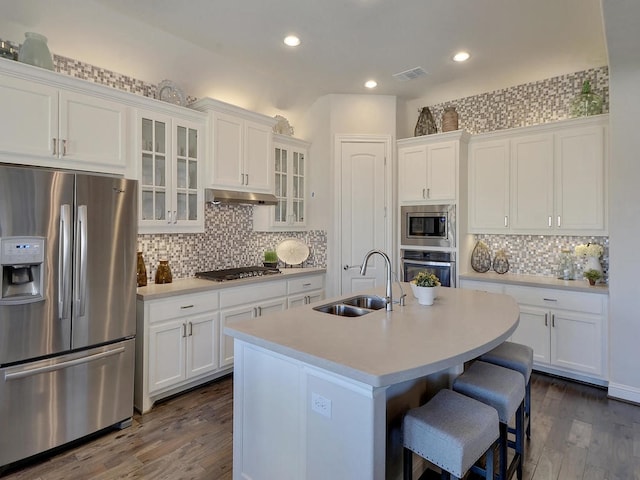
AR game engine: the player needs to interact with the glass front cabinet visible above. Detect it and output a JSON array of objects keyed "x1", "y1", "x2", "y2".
[
  {"x1": 138, "y1": 110, "x2": 205, "y2": 233},
  {"x1": 254, "y1": 134, "x2": 310, "y2": 231}
]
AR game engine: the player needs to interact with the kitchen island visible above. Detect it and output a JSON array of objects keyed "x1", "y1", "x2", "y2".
[{"x1": 225, "y1": 285, "x2": 519, "y2": 480}]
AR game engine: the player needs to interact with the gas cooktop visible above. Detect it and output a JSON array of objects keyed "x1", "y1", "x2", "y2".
[{"x1": 195, "y1": 266, "x2": 281, "y2": 282}]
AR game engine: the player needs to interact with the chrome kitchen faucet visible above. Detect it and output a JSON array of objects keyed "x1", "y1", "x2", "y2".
[{"x1": 360, "y1": 249, "x2": 393, "y2": 311}]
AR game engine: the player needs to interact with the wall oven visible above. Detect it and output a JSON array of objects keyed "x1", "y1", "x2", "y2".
[
  {"x1": 400, "y1": 204, "x2": 455, "y2": 248},
  {"x1": 401, "y1": 249, "x2": 456, "y2": 288}
]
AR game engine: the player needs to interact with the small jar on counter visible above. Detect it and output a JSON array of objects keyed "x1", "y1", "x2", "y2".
[
  {"x1": 557, "y1": 249, "x2": 576, "y2": 280},
  {"x1": 155, "y1": 260, "x2": 172, "y2": 284}
]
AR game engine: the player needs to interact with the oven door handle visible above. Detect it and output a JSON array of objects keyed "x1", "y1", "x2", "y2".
[{"x1": 402, "y1": 259, "x2": 454, "y2": 267}]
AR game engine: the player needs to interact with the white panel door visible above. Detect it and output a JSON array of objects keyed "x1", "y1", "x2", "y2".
[
  {"x1": 244, "y1": 119, "x2": 273, "y2": 193},
  {"x1": 398, "y1": 145, "x2": 427, "y2": 203},
  {"x1": 212, "y1": 112, "x2": 243, "y2": 187},
  {"x1": 426, "y1": 141, "x2": 456, "y2": 201},
  {"x1": 510, "y1": 134, "x2": 554, "y2": 231},
  {"x1": 219, "y1": 305, "x2": 254, "y2": 368},
  {"x1": 59, "y1": 90, "x2": 126, "y2": 170},
  {"x1": 509, "y1": 305, "x2": 550, "y2": 365},
  {"x1": 551, "y1": 310, "x2": 602, "y2": 375},
  {"x1": 468, "y1": 139, "x2": 510, "y2": 231},
  {"x1": 186, "y1": 312, "x2": 218, "y2": 378},
  {"x1": 555, "y1": 126, "x2": 605, "y2": 231},
  {"x1": 340, "y1": 141, "x2": 387, "y2": 295},
  {"x1": 0, "y1": 75, "x2": 58, "y2": 160},
  {"x1": 148, "y1": 320, "x2": 186, "y2": 393}
]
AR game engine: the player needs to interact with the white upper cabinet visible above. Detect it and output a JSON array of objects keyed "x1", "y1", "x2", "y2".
[
  {"x1": 191, "y1": 98, "x2": 276, "y2": 194},
  {"x1": 468, "y1": 139, "x2": 510, "y2": 232},
  {"x1": 398, "y1": 132, "x2": 466, "y2": 204},
  {"x1": 136, "y1": 109, "x2": 205, "y2": 233},
  {"x1": 468, "y1": 115, "x2": 608, "y2": 235},
  {"x1": 0, "y1": 63, "x2": 127, "y2": 174},
  {"x1": 254, "y1": 134, "x2": 310, "y2": 231}
]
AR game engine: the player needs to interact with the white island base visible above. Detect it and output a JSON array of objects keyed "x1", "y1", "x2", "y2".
[{"x1": 227, "y1": 286, "x2": 520, "y2": 479}]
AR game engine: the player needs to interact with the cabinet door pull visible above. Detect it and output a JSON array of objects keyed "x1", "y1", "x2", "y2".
[
  {"x1": 422, "y1": 188, "x2": 426, "y2": 199},
  {"x1": 257, "y1": 306, "x2": 262, "y2": 316},
  {"x1": 52, "y1": 138, "x2": 58, "y2": 156},
  {"x1": 245, "y1": 174, "x2": 249, "y2": 185},
  {"x1": 548, "y1": 216, "x2": 552, "y2": 228},
  {"x1": 305, "y1": 295, "x2": 310, "y2": 304},
  {"x1": 182, "y1": 323, "x2": 187, "y2": 338},
  {"x1": 543, "y1": 298, "x2": 557, "y2": 302},
  {"x1": 557, "y1": 215, "x2": 561, "y2": 227},
  {"x1": 303, "y1": 282, "x2": 311, "y2": 287},
  {"x1": 62, "y1": 139, "x2": 67, "y2": 156},
  {"x1": 544, "y1": 313, "x2": 548, "y2": 326},
  {"x1": 551, "y1": 314, "x2": 555, "y2": 327},
  {"x1": 188, "y1": 321, "x2": 193, "y2": 336},
  {"x1": 173, "y1": 211, "x2": 177, "y2": 224},
  {"x1": 180, "y1": 304, "x2": 194, "y2": 309},
  {"x1": 426, "y1": 188, "x2": 430, "y2": 198},
  {"x1": 167, "y1": 211, "x2": 172, "y2": 224},
  {"x1": 504, "y1": 216, "x2": 508, "y2": 228}
]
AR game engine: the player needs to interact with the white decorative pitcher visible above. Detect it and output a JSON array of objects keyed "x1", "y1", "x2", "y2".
[{"x1": 585, "y1": 256, "x2": 603, "y2": 275}]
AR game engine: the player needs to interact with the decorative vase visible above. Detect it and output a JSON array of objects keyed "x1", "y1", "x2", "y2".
[
  {"x1": 155, "y1": 260, "x2": 172, "y2": 284},
  {"x1": 471, "y1": 240, "x2": 491, "y2": 273},
  {"x1": 588, "y1": 278, "x2": 596, "y2": 286},
  {"x1": 492, "y1": 249, "x2": 509, "y2": 274},
  {"x1": 18, "y1": 32, "x2": 54, "y2": 70},
  {"x1": 414, "y1": 107, "x2": 437, "y2": 136},
  {"x1": 442, "y1": 106, "x2": 459, "y2": 132},
  {"x1": 570, "y1": 80, "x2": 603, "y2": 117},
  {"x1": 136, "y1": 251, "x2": 147, "y2": 287},
  {"x1": 410, "y1": 283, "x2": 436, "y2": 306},
  {"x1": 584, "y1": 256, "x2": 603, "y2": 276}
]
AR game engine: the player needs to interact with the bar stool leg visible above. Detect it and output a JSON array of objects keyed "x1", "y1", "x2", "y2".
[{"x1": 403, "y1": 448, "x2": 412, "y2": 480}]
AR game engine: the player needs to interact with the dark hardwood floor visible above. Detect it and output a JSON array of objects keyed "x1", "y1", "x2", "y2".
[{"x1": 2, "y1": 372, "x2": 639, "y2": 479}]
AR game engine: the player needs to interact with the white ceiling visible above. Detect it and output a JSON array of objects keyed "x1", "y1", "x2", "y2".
[{"x1": 0, "y1": 0, "x2": 607, "y2": 120}]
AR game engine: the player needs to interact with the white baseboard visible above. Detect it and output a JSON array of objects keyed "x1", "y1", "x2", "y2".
[{"x1": 608, "y1": 382, "x2": 640, "y2": 404}]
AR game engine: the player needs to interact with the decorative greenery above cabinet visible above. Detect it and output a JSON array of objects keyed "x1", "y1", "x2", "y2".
[
  {"x1": 254, "y1": 134, "x2": 310, "y2": 231},
  {"x1": 468, "y1": 115, "x2": 608, "y2": 236},
  {"x1": 191, "y1": 98, "x2": 277, "y2": 194}
]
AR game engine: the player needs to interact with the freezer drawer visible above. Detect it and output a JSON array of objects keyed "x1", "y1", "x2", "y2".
[{"x1": 0, "y1": 338, "x2": 135, "y2": 468}]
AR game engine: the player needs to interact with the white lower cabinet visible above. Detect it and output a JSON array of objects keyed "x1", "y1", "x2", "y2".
[
  {"x1": 505, "y1": 285, "x2": 607, "y2": 382},
  {"x1": 460, "y1": 279, "x2": 608, "y2": 383},
  {"x1": 287, "y1": 274, "x2": 325, "y2": 308},
  {"x1": 136, "y1": 291, "x2": 222, "y2": 413},
  {"x1": 136, "y1": 271, "x2": 326, "y2": 412}
]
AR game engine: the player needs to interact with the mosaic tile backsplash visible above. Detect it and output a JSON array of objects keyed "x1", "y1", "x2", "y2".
[
  {"x1": 1, "y1": 35, "x2": 609, "y2": 282},
  {"x1": 137, "y1": 204, "x2": 327, "y2": 283},
  {"x1": 423, "y1": 66, "x2": 609, "y2": 135},
  {"x1": 473, "y1": 234, "x2": 609, "y2": 281}
]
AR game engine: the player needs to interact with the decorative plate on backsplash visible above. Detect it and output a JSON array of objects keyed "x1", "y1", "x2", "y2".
[
  {"x1": 471, "y1": 240, "x2": 491, "y2": 273},
  {"x1": 492, "y1": 249, "x2": 509, "y2": 274}
]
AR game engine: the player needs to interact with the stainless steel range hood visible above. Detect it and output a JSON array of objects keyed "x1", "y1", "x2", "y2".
[{"x1": 205, "y1": 188, "x2": 277, "y2": 206}]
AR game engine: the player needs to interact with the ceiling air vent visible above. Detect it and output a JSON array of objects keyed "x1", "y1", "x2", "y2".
[{"x1": 392, "y1": 67, "x2": 428, "y2": 82}]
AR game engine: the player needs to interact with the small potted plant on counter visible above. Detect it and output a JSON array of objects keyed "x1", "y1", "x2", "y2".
[
  {"x1": 583, "y1": 269, "x2": 602, "y2": 286},
  {"x1": 410, "y1": 271, "x2": 441, "y2": 306},
  {"x1": 263, "y1": 249, "x2": 278, "y2": 268}
]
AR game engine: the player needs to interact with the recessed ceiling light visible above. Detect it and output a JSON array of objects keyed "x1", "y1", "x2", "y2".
[
  {"x1": 284, "y1": 35, "x2": 301, "y2": 47},
  {"x1": 364, "y1": 80, "x2": 377, "y2": 89},
  {"x1": 453, "y1": 51, "x2": 470, "y2": 62}
]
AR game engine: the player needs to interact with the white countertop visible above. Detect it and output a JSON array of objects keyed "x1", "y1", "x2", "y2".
[
  {"x1": 136, "y1": 267, "x2": 326, "y2": 301},
  {"x1": 225, "y1": 284, "x2": 520, "y2": 387},
  {"x1": 459, "y1": 271, "x2": 609, "y2": 294}
]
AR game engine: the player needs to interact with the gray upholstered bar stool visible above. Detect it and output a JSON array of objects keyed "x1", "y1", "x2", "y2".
[
  {"x1": 402, "y1": 389, "x2": 499, "y2": 480},
  {"x1": 480, "y1": 341, "x2": 534, "y2": 439},
  {"x1": 453, "y1": 361, "x2": 525, "y2": 480}
]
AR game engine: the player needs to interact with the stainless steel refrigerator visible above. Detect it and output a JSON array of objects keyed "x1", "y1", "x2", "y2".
[{"x1": 0, "y1": 164, "x2": 137, "y2": 468}]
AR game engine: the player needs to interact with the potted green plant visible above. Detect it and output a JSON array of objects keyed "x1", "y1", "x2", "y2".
[
  {"x1": 263, "y1": 249, "x2": 278, "y2": 268},
  {"x1": 410, "y1": 271, "x2": 441, "y2": 305},
  {"x1": 583, "y1": 269, "x2": 602, "y2": 286}
]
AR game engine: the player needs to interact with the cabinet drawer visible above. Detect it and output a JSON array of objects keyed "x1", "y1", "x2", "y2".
[
  {"x1": 148, "y1": 292, "x2": 219, "y2": 323},
  {"x1": 504, "y1": 285, "x2": 604, "y2": 314},
  {"x1": 220, "y1": 280, "x2": 287, "y2": 308},
  {"x1": 459, "y1": 279, "x2": 504, "y2": 294},
  {"x1": 287, "y1": 275, "x2": 324, "y2": 295}
]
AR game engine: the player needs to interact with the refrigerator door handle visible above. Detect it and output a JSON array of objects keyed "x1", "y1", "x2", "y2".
[
  {"x1": 4, "y1": 346, "x2": 125, "y2": 381},
  {"x1": 59, "y1": 204, "x2": 72, "y2": 320},
  {"x1": 76, "y1": 205, "x2": 88, "y2": 317}
]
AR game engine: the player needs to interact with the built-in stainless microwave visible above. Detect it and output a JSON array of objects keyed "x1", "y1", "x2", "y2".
[{"x1": 400, "y1": 204, "x2": 455, "y2": 248}]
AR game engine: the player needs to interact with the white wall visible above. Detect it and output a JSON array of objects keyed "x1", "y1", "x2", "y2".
[
  {"x1": 298, "y1": 94, "x2": 397, "y2": 295},
  {"x1": 602, "y1": 0, "x2": 640, "y2": 403}
]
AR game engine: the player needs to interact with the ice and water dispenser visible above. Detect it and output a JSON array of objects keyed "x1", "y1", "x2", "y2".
[{"x1": 0, "y1": 237, "x2": 45, "y2": 304}]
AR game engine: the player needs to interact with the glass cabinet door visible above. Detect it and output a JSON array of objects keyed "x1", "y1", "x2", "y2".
[
  {"x1": 140, "y1": 117, "x2": 168, "y2": 222},
  {"x1": 175, "y1": 124, "x2": 199, "y2": 222},
  {"x1": 291, "y1": 150, "x2": 304, "y2": 223},
  {"x1": 274, "y1": 146, "x2": 288, "y2": 223}
]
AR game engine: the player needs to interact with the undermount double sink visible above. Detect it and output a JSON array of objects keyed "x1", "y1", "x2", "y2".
[{"x1": 313, "y1": 295, "x2": 387, "y2": 317}]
